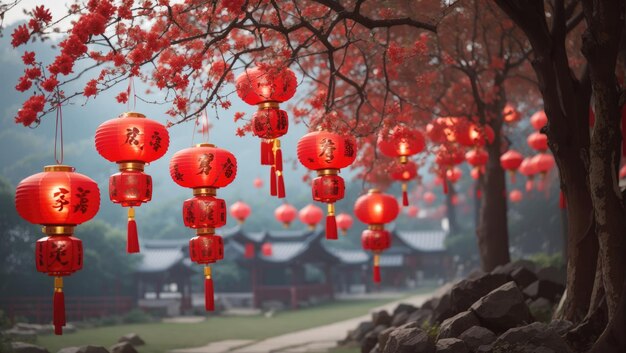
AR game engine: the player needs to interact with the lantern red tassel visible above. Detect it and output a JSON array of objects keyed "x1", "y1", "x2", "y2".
[
  {"x1": 373, "y1": 254, "x2": 381, "y2": 283},
  {"x1": 277, "y1": 173, "x2": 285, "y2": 198},
  {"x1": 260, "y1": 140, "x2": 270, "y2": 165},
  {"x1": 53, "y1": 277, "x2": 65, "y2": 335},
  {"x1": 442, "y1": 173, "x2": 449, "y2": 194},
  {"x1": 126, "y1": 207, "x2": 139, "y2": 253},
  {"x1": 559, "y1": 191, "x2": 566, "y2": 209},
  {"x1": 402, "y1": 183, "x2": 409, "y2": 207},
  {"x1": 270, "y1": 166, "x2": 277, "y2": 196},
  {"x1": 509, "y1": 171, "x2": 516, "y2": 184},
  {"x1": 204, "y1": 266, "x2": 214, "y2": 311},
  {"x1": 326, "y1": 203, "x2": 338, "y2": 240},
  {"x1": 525, "y1": 179, "x2": 533, "y2": 192}
]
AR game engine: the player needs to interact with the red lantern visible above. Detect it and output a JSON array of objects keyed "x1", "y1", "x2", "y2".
[
  {"x1": 509, "y1": 189, "x2": 523, "y2": 203},
  {"x1": 435, "y1": 145, "x2": 465, "y2": 194},
  {"x1": 500, "y1": 149, "x2": 524, "y2": 183},
  {"x1": 236, "y1": 66, "x2": 297, "y2": 199},
  {"x1": 470, "y1": 168, "x2": 480, "y2": 180},
  {"x1": 530, "y1": 110, "x2": 548, "y2": 131},
  {"x1": 519, "y1": 157, "x2": 538, "y2": 191},
  {"x1": 389, "y1": 161, "x2": 418, "y2": 207},
  {"x1": 169, "y1": 143, "x2": 237, "y2": 312},
  {"x1": 465, "y1": 148, "x2": 488, "y2": 175},
  {"x1": 261, "y1": 242, "x2": 273, "y2": 257},
  {"x1": 275, "y1": 203, "x2": 297, "y2": 228},
  {"x1": 253, "y1": 177, "x2": 263, "y2": 188},
  {"x1": 244, "y1": 242, "x2": 255, "y2": 259},
  {"x1": 619, "y1": 165, "x2": 626, "y2": 179},
  {"x1": 427, "y1": 117, "x2": 462, "y2": 143},
  {"x1": 423, "y1": 191, "x2": 436, "y2": 205},
  {"x1": 335, "y1": 213, "x2": 353, "y2": 236},
  {"x1": 299, "y1": 204, "x2": 324, "y2": 230},
  {"x1": 377, "y1": 126, "x2": 425, "y2": 163},
  {"x1": 354, "y1": 189, "x2": 399, "y2": 283},
  {"x1": 95, "y1": 111, "x2": 169, "y2": 253},
  {"x1": 297, "y1": 130, "x2": 356, "y2": 239},
  {"x1": 445, "y1": 167, "x2": 463, "y2": 183},
  {"x1": 456, "y1": 123, "x2": 495, "y2": 147},
  {"x1": 15, "y1": 165, "x2": 100, "y2": 335},
  {"x1": 230, "y1": 201, "x2": 251, "y2": 224},
  {"x1": 532, "y1": 153, "x2": 555, "y2": 175},
  {"x1": 406, "y1": 205, "x2": 419, "y2": 218},
  {"x1": 527, "y1": 132, "x2": 548, "y2": 152},
  {"x1": 503, "y1": 103, "x2": 520, "y2": 123}
]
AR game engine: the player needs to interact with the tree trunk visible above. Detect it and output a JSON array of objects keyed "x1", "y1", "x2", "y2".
[
  {"x1": 477, "y1": 119, "x2": 511, "y2": 271},
  {"x1": 581, "y1": 0, "x2": 626, "y2": 320}
]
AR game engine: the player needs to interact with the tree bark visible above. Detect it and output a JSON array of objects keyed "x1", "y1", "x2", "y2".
[
  {"x1": 494, "y1": 0, "x2": 597, "y2": 322},
  {"x1": 477, "y1": 116, "x2": 511, "y2": 271},
  {"x1": 581, "y1": 0, "x2": 626, "y2": 321}
]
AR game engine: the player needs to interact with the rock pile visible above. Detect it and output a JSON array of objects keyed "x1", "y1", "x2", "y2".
[{"x1": 340, "y1": 261, "x2": 570, "y2": 353}]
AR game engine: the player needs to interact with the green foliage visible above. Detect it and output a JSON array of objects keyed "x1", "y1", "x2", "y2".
[
  {"x1": 420, "y1": 321, "x2": 440, "y2": 341},
  {"x1": 444, "y1": 231, "x2": 480, "y2": 267},
  {"x1": 528, "y1": 252, "x2": 564, "y2": 269}
]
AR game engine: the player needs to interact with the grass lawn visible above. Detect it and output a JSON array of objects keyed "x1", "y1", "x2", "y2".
[{"x1": 37, "y1": 298, "x2": 392, "y2": 353}]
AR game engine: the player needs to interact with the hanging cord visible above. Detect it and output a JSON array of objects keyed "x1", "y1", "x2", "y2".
[
  {"x1": 54, "y1": 100, "x2": 64, "y2": 165},
  {"x1": 127, "y1": 76, "x2": 137, "y2": 112},
  {"x1": 191, "y1": 109, "x2": 210, "y2": 146}
]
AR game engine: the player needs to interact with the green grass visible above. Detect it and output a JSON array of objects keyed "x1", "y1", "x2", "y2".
[{"x1": 37, "y1": 299, "x2": 391, "y2": 353}]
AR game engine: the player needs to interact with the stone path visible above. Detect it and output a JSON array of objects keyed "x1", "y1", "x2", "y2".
[{"x1": 171, "y1": 286, "x2": 450, "y2": 353}]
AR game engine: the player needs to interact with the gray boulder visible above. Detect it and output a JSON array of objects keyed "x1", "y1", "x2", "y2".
[
  {"x1": 382, "y1": 325, "x2": 435, "y2": 353},
  {"x1": 458, "y1": 326, "x2": 496, "y2": 351},
  {"x1": 118, "y1": 333, "x2": 145, "y2": 346},
  {"x1": 361, "y1": 325, "x2": 387, "y2": 353},
  {"x1": 350, "y1": 321, "x2": 375, "y2": 342},
  {"x1": 528, "y1": 297, "x2": 553, "y2": 322},
  {"x1": 470, "y1": 281, "x2": 532, "y2": 332},
  {"x1": 11, "y1": 342, "x2": 50, "y2": 353},
  {"x1": 510, "y1": 267, "x2": 538, "y2": 289},
  {"x1": 547, "y1": 319, "x2": 573, "y2": 335},
  {"x1": 491, "y1": 322, "x2": 573, "y2": 353},
  {"x1": 432, "y1": 293, "x2": 455, "y2": 322},
  {"x1": 536, "y1": 266, "x2": 565, "y2": 286},
  {"x1": 369, "y1": 344, "x2": 380, "y2": 353},
  {"x1": 438, "y1": 311, "x2": 480, "y2": 339},
  {"x1": 372, "y1": 310, "x2": 392, "y2": 327},
  {"x1": 522, "y1": 280, "x2": 564, "y2": 303},
  {"x1": 57, "y1": 346, "x2": 109, "y2": 353},
  {"x1": 450, "y1": 273, "x2": 510, "y2": 315},
  {"x1": 109, "y1": 343, "x2": 137, "y2": 353},
  {"x1": 491, "y1": 259, "x2": 536, "y2": 275},
  {"x1": 391, "y1": 311, "x2": 409, "y2": 327},
  {"x1": 407, "y1": 309, "x2": 434, "y2": 326},
  {"x1": 378, "y1": 326, "x2": 398, "y2": 352},
  {"x1": 392, "y1": 303, "x2": 418, "y2": 316},
  {"x1": 435, "y1": 338, "x2": 469, "y2": 353},
  {"x1": 3, "y1": 328, "x2": 37, "y2": 341}
]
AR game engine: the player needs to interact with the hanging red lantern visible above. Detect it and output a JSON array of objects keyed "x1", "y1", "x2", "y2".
[
  {"x1": 298, "y1": 204, "x2": 324, "y2": 230},
  {"x1": 377, "y1": 126, "x2": 425, "y2": 164},
  {"x1": 423, "y1": 191, "x2": 436, "y2": 205},
  {"x1": 230, "y1": 201, "x2": 251, "y2": 224},
  {"x1": 530, "y1": 110, "x2": 548, "y2": 131},
  {"x1": 500, "y1": 149, "x2": 524, "y2": 183},
  {"x1": 389, "y1": 160, "x2": 418, "y2": 207},
  {"x1": 435, "y1": 145, "x2": 465, "y2": 194},
  {"x1": 95, "y1": 112, "x2": 169, "y2": 253},
  {"x1": 619, "y1": 165, "x2": 626, "y2": 180},
  {"x1": 456, "y1": 123, "x2": 495, "y2": 147},
  {"x1": 253, "y1": 177, "x2": 263, "y2": 189},
  {"x1": 235, "y1": 66, "x2": 297, "y2": 199},
  {"x1": 297, "y1": 130, "x2": 357, "y2": 239},
  {"x1": 406, "y1": 205, "x2": 419, "y2": 218},
  {"x1": 15, "y1": 165, "x2": 100, "y2": 335},
  {"x1": 531, "y1": 153, "x2": 555, "y2": 191},
  {"x1": 335, "y1": 213, "x2": 353, "y2": 236},
  {"x1": 503, "y1": 103, "x2": 520, "y2": 123},
  {"x1": 445, "y1": 167, "x2": 463, "y2": 183},
  {"x1": 519, "y1": 157, "x2": 538, "y2": 191},
  {"x1": 244, "y1": 242, "x2": 255, "y2": 259},
  {"x1": 261, "y1": 242, "x2": 273, "y2": 257},
  {"x1": 465, "y1": 148, "x2": 488, "y2": 176},
  {"x1": 354, "y1": 189, "x2": 399, "y2": 283},
  {"x1": 275, "y1": 203, "x2": 297, "y2": 228},
  {"x1": 509, "y1": 189, "x2": 523, "y2": 203},
  {"x1": 169, "y1": 143, "x2": 237, "y2": 312},
  {"x1": 527, "y1": 132, "x2": 548, "y2": 152},
  {"x1": 470, "y1": 168, "x2": 480, "y2": 180}
]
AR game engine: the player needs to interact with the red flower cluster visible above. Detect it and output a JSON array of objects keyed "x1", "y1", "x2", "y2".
[
  {"x1": 11, "y1": 25, "x2": 30, "y2": 48},
  {"x1": 16, "y1": 95, "x2": 46, "y2": 126}
]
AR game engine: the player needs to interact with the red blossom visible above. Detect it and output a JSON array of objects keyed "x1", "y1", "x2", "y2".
[
  {"x1": 174, "y1": 96, "x2": 188, "y2": 112},
  {"x1": 22, "y1": 51, "x2": 36, "y2": 65},
  {"x1": 25, "y1": 67, "x2": 42, "y2": 79},
  {"x1": 233, "y1": 112, "x2": 245, "y2": 122},
  {"x1": 235, "y1": 127, "x2": 246, "y2": 137},
  {"x1": 33, "y1": 5, "x2": 53, "y2": 23},
  {"x1": 83, "y1": 79, "x2": 98, "y2": 97},
  {"x1": 15, "y1": 76, "x2": 32, "y2": 92},
  {"x1": 41, "y1": 76, "x2": 60, "y2": 92},
  {"x1": 116, "y1": 91, "x2": 129, "y2": 103},
  {"x1": 11, "y1": 25, "x2": 30, "y2": 47},
  {"x1": 49, "y1": 54, "x2": 75, "y2": 75},
  {"x1": 15, "y1": 95, "x2": 46, "y2": 126}
]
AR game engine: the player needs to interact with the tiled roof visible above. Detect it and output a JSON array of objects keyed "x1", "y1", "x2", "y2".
[
  {"x1": 379, "y1": 254, "x2": 404, "y2": 267},
  {"x1": 136, "y1": 246, "x2": 186, "y2": 273},
  {"x1": 260, "y1": 241, "x2": 310, "y2": 262},
  {"x1": 324, "y1": 247, "x2": 370, "y2": 264},
  {"x1": 395, "y1": 230, "x2": 447, "y2": 252}
]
